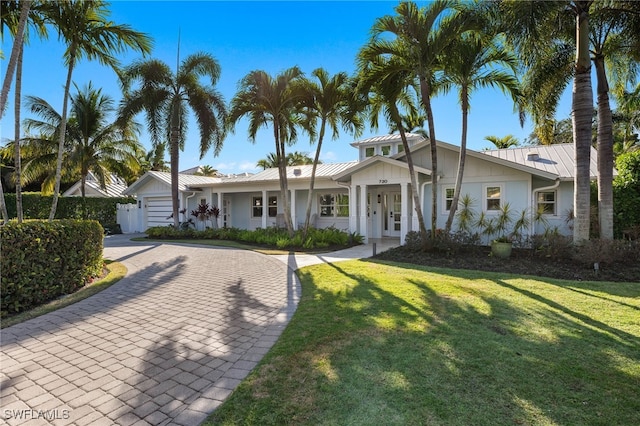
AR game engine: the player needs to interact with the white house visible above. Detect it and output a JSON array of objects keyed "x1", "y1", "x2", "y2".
[{"x1": 123, "y1": 133, "x2": 599, "y2": 244}]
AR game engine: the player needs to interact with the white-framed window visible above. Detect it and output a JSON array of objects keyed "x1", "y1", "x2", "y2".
[
  {"x1": 365, "y1": 147, "x2": 375, "y2": 157},
  {"x1": 537, "y1": 191, "x2": 556, "y2": 215},
  {"x1": 381, "y1": 145, "x2": 391, "y2": 156},
  {"x1": 319, "y1": 193, "x2": 349, "y2": 217},
  {"x1": 268, "y1": 196, "x2": 277, "y2": 217},
  {"x1": 253, "y1": 196, "x2": 278, "y2": 217},
  {"x1": 444, "y1": 187, "x2": 455, "y2": 212},
  {"x1": 397, "y1": 144, "x2": 404, "y2": 153},
  {"x1": 252, "y1": 197, "x2": 263, "y2": 217},
  {"x1": 485, "y1": 185, "x2": 502, "y2": 211}
]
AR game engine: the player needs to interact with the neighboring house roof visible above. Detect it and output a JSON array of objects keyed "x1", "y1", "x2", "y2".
[
  {"x1": 350, "y1": 132, "x2": 426, "y2": 147},
  {"x1": 123, "y1": 171, "x2": 221, "y2": 195},
  {"x1": 63, "y1": 172, "x2": 128, "y2": 197},
  {"x1": 480, "y1": 144, "x2": 600, "y2": 180}
]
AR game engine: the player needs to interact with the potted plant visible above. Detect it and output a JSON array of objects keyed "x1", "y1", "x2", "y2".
[{"x1": 477, "y1": 203, "x2": 529, "y2": 258}]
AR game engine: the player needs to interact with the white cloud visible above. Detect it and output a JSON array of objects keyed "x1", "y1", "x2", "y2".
[
  {"x1": 321, "y1": 151, "x2": 337, "y2": 161},
  {"x1": 214, "y1": 162, "x2": 237, "y2": 170},
  {"x1": 239, "y1": 161, "x2": 258, "y2": 171}
]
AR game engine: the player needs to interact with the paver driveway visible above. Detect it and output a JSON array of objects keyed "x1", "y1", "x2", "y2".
[{"x1": 1, "y1": 235, "x2": 300, "y2": 425}]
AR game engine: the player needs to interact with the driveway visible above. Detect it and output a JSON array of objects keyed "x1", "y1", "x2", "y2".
[{"x1": 1, "y1": 234, "x2": 300, "y2": 425}]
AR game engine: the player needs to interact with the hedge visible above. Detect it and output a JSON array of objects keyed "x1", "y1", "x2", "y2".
[
  {"x1": 1, "y1": 220, "x2": 104, "y2": 317},
  {"x1": 4, "y1": 193, "x2": 135, "y2": 228}
]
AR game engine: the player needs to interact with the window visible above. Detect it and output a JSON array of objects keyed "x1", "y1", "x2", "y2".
[
  {"x1": 252, "y1": 197, "x2": 263, "y2": 217},
  {"x1": 537, "y1": 191, "x2": 556, "y2": 215},
  {"x1": 397, "y1": 144, "x2": 404, "y2": 153},
  {"x1": 319, "y1": 193, "x2": 349, "y2": 217},
  {"x1": 268, "y1": 196, "x2": 277, "y2": 217},
  {"x1": 485, "y1": 186, "x2": 502, "y2": 211},
  {"x1": 444, "y1": 188, "x2": 455, "y2": 211},
  {"x1": 381, "y1": 145, "x2": 391, "y2": 156},
  {"x1": 365, "y1": 147, "x2": 375, "y2": 157},
  {"x1": 253, "y1": 196, "x2": 278, "y2": 217}
]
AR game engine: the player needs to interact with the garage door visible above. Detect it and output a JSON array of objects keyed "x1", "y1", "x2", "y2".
[{"x1": 146, "y1": 197, "x2": 173, "y2": 228}]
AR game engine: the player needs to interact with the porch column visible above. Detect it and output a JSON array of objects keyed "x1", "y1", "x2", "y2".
[
  {"x1": 262, "y1": 189, "x2": 268, "y2": 229},
  {"x1": 348, "y1": 184, "x2": 357, "y2": 235},
  {"x1": 412, "y1": 187, "x2": 419, "y2": 234},
  {"x1": 401, "y1": 182, "x2": 408, "y2": 245},
  {"x1": 290, "y1": 189, "x2": 297, "y2": 230},
  {"x1": 217, "y1": 192, "x2": 223, "y2": 228},
  {"x1": 359, "y1": 184, "x2": 368, "y2": 243}
]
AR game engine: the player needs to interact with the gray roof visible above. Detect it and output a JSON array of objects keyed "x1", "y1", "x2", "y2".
[
  {"x1": 480, "y1": 144, "x2": 599, "y2": 179},
  {"x1": 209, "y1": 161, "x2": 359, "y2": 184},
  {"x1": 63, "y1": 172, "x2": 128, "y2": 197},
  {"x1": 124, "y1": 171, "x2": 221, "y2": 194},
  {"x1": 350, "y1": 132, "x2": 426, "y2": 147}
]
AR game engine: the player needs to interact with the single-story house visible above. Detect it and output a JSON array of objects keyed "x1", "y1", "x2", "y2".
[
  {"x1": 63, "y1": 172, "x2": 129, "y2": 198},
  {"x1": 123, "y1": 133, "x2": 599, "y2": 244}
]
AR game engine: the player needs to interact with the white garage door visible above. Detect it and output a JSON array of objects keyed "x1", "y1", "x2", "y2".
[{"x1": 146, "y1": 197, "x2": 173, "y2": 228}]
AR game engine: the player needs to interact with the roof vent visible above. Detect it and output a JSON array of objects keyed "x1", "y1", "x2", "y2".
[
  {"x1": 527, "y1": 152, "x2": 540, "y2": 161},
  {"x1": 293, "y1": 168, "x2": 302, "y2": 176}
]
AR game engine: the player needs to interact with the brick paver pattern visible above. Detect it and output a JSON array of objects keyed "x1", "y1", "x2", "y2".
[{"x1": 1, "y1": 236, "x2": 300, "y2": 425}]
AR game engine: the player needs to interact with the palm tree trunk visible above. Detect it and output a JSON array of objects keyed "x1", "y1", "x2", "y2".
[
  {"x1": 595, "y1": 57, "x2": 614, "y2": 239},
  {"x1": 14, "y1": 42, "x2": 24, "y2": 223},
  {"x1": 446, "y1": 91, "x2": 469, "y2": 232},
  {"x1": 0, "y1": 0, "x2": 31, "y2": 118},
  {"x1": 419, "y1": 76, "x2": 438, "y2": 239},
  {"x1": 303, "y1": 118, "x2": 326, "y2": 236},
  {"x1": 397, "y1": 123, "x2": 428, "y2": 243},
  {"x1": 0, "y1": 180, "x2": 8, "y2": 223},
  {"x1": 49, "y1": 50, "x2": 76, "y2": 221},
  {"x1": 572, "y1": 2, "x2": 593, "y2": 243},
  {"x1": 274, "y1": 125, "x2": 294, "y2": 236},
  {"x1": 170, "y1": 106, "x2": 180, "y2": 228}
]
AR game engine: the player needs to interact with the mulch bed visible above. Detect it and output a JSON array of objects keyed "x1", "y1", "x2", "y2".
[{"x1": 374, "y1": 245, "x2": 640, "y2": 283}]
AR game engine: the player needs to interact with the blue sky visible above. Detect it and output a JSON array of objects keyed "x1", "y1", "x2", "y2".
[{"x1": 1, "y1": 0, "x2": 573, "y2": 175}]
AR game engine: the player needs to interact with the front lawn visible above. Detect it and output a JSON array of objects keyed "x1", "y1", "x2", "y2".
[{"x1": 206, "y1": 260, "x2": 640, "y2": 425}]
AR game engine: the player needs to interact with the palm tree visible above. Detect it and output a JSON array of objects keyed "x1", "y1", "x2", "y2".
[
  {"x1": 389, "y1": 108, "x2": 429, "y2": 138},
  {"x1": 41, "y1": 0, "x2": 151, "y2": 220},
  {"x1": 18, "y1": 83, "x2": 143, "y2": 203},
  {"x1": 256, "y1": 152, "x2": 279, "y2": 170},
  {"x1": 229, "y1": 67, "x2": 311, "y2": 236},
  {"x1": 360, "y1": 0, "x2": 469, "y2": 237},
  {"x1": 300, "y1": 68, "x2": 363, "y2": 234},
  {"x1": 357, "y1": 54, "x2": 429, "y2": 244},
  {"x1": 195, "y1": 165, "x2": 218, "y2": 176},
  {"x1": 498, "y1": 0, "x2": 594, "y2": 243},
  {"x1": 141, "y1": 143, "x2": 169, "y2": 173},
  {"x1": 119, "y1": 53, "x2": 227, "y2": 228},
  {"x1": 442, "y1": 30, "x2": 522, "y2": 232},
  {"x1": 0, "y1": 0, "x2": 30, "y2": 117},
  {"x1": 484, "y1": 134, "x2": 520, "y2": 150}
]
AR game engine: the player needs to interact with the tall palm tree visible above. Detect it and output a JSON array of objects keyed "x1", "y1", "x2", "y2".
[
  {"x1": 141, "y1": 142, "x2": 169, "y2": 173},
  {"x1": 229, "y1": 67, "x2": 311, "y2": 236},
  {"x1": 256, "y1": 152, "x2": 279, "y2": 170},
  {"x1": 442, "y1": 30, "x2": 522, "y2": 232},
  {"x1": 41, "y1": 0, "x2": 151, "y2": 220},
  {"x1": 389, "y1": 108, "x2": 429, "y2": 138},
  {"x1": 360, "y1": 0, "x2": 469, "y2": 237},
  {"x1": 195, "y1": 165, "x2": 218, "y2": 176},
  {"x1": 18, "y1": 83, "x2": 143, "y2": 202},
  {"x1": 257, "y1": 151, "x2": 316, "y2": 170},
  {"x1": 357, "y1": 54, "x2": 429, "y2": 244},
  {"x1": 483, "y1": 134, "x2": 520, "y2": 149},
  {"x1": 300, "y1": 68, "x2": 363, "y2": 234},
  {"x1": 119, "y1": 53, "x2": 227, "y2": 228},
  {"x1": 499, "y1": 0, "x2": 594, "y2": 243}
]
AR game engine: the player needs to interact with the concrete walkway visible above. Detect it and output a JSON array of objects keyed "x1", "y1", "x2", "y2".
[{"x1": 0, "y1": 235, "x2": 398, "y2": 425}]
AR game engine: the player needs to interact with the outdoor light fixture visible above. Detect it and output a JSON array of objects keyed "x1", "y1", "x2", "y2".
[{"x1": 377, "y1": 194, "x2": 381, "y2": 203}]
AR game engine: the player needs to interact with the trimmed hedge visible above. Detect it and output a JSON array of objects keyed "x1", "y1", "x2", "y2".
[
  {"x1": 1, "y1": 220, "x2": 104, "y2": 317},
  {"x1": 4, "y1": 193, "x2": 135, "y2": 228}
]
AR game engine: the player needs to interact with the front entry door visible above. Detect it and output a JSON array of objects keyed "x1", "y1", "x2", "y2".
[{"x1": 382, "y1": 192, "x2": 401, "y2": 237}]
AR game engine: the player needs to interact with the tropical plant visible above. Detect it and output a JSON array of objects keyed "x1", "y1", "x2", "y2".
[
  {"x1": 257, "y1": 151, "x2": 317, "y2": 169},
  {"x1": 229, "y1": 67, "x2": 311, "y2": 236},
  {"x1": 360, "y1": 0, "x2": 469, "y2": 237},
  {"x1": 441, "y1": 26, "x2": 522, "y2": 232},
  {"x1": 119, "y1": 52, "x2": 227, "y2": 228},
  {"x1": 300, "y1": 68, "x2": 363, "y2": 235},
  {"x1": 195, "y1": 165, "x2": 218, "y2": 176},
  {"x1": 39, "y1": 0, "x2": 151, "y2": 220},
  {"x1": 140, "y1": 143, "x2": 169, "y2": 173},
  {"x1": 388, "y1": 108, "x2": 429, "y2": 138},
  {"x1": 16, "y1": 83, "x2": 143, "y2": 204},
  {"x1": 0, "y1": 0, "x2": 31, "y2": 117},
  {"x1": 483, "y1": 134, "x2": 520, "y2": 149}
]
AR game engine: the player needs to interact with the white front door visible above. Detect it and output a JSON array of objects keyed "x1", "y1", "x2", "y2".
[
  {"x1": 223, "y1": 198, "x2": 231, "y2": 228},
  {"x1": 382, "y1": 192, "x2": 401, "y2": 237}
]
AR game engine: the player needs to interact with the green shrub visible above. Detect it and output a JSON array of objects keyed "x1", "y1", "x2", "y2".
[
  {"x1": 1, "y1": 220, "x2": 104, "y2": 317},
  {"x1": 4, "y1": 193, "x2": 135, "y2": 228}
]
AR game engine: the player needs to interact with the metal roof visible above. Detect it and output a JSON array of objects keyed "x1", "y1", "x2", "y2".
[
  {"x1": 211, "y1": 161, "x2": 359, "y2": 184},
  {"x1": 124, "y1": 171, "x2": 221, "y2": 194},
  {"x1": 480, "y1": 144, "x2": 599, "y2": 179},
  {"x1": 350, "y1": 132, "x2": 426, "y2": 147}
]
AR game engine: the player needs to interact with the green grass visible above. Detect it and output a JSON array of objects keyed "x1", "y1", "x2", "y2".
[
  {"x1": 206, "y1": 260, "x2": 640, "y2": 426},
  {"x1": 1, "y1": 260, "x2": 127, "y2": 329}
]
